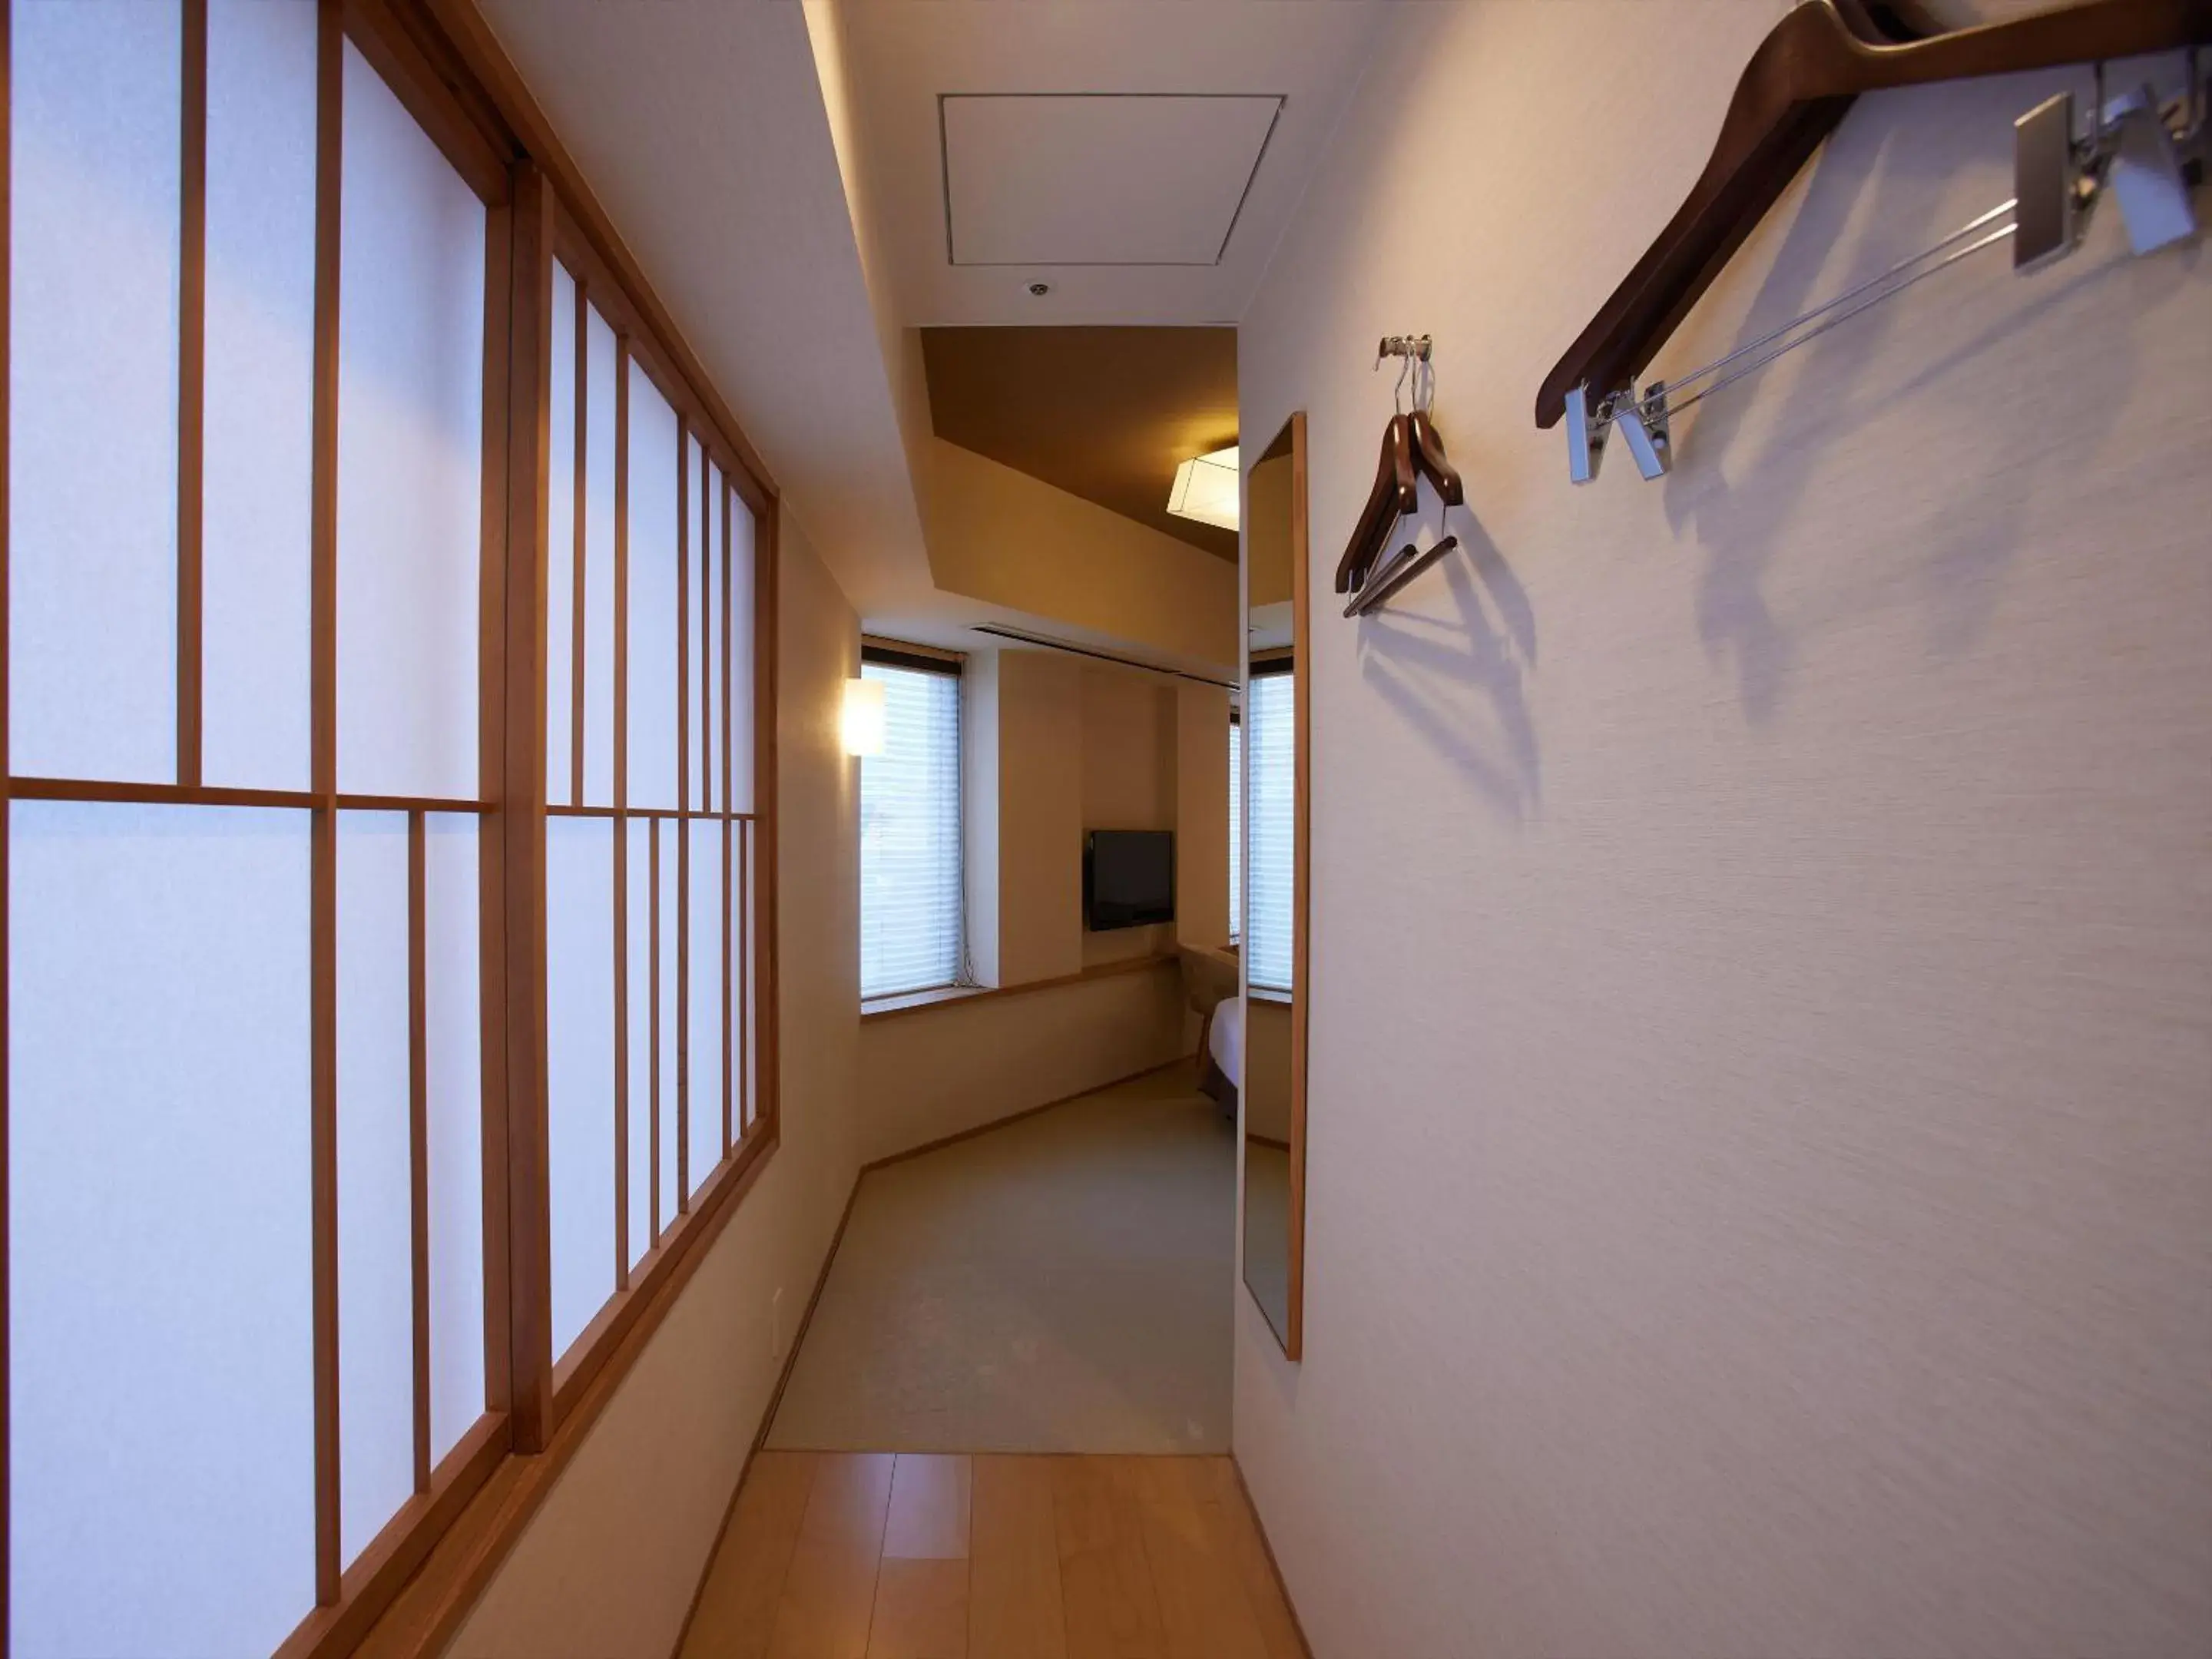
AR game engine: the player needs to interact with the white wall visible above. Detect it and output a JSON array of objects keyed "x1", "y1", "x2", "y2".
[
  {"x1": 1080, "y1": 664, "x2": 1180, "y2": 968},
  {"x1": 962, "y1": 645, "x2": 1003, "y2": 987},
  {"x1": 442, "y1": 518, "x2": 860, "y2": 1657},
  {"x1": 1175, "y1": 681, "x2": 1232, "y2": 952},
  {"x1": 1234, "y1": 8, "x2": 2212, "y2": 1658}
]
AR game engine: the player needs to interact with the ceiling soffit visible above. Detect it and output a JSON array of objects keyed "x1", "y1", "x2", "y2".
[{"x1": 922, "y1": 325, "x2": 1238, "y2": 561}]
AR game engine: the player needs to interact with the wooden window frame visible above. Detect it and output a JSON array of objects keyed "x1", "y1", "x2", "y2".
[
  {"x1": 0, "y1": 1, "x2": 785, "y2": 1654},
  {"x1": 535, "y1": 200, "x2": 778, "y2": 1432}
]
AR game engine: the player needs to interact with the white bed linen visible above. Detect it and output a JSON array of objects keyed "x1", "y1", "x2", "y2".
[{"x1": 1210, "y1": 993, "x2": 1244, "y2": 1088}]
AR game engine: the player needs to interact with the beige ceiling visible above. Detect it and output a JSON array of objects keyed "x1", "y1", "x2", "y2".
[{"x1": 922, "y1": 326, "x2": 1239, "y2": 561}]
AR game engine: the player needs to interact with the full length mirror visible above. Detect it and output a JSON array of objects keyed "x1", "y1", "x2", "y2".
[{"x1": 1240, "y1": 413, "x2": 1307, "y2": 1357}]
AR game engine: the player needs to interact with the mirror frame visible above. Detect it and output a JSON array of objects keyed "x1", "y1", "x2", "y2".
[{"x1": 1240, "y1": 411, "x2": 1309, "y2": 1359}]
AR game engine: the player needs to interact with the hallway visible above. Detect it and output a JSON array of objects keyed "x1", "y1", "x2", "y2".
[
  {"x1": 768, "y1": 1066, "x2": 1236, "y2": 1455},
  {"x1": 679, "y1": 1452, "x2": 1303, "y2": 1659}
]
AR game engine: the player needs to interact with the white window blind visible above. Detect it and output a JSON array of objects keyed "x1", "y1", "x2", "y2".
[
  {"x1": 859, "y1": 657, "x2": 963, "y2": 998},
  {"x1": 1228, "y1": 712, "x2": 1242, "y2": 943},
  {"x1": 1247, "y1": 669, "x2": 1295, "y2": 992}
]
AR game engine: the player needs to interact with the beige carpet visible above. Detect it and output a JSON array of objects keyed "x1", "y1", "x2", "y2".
[{"x1": 766, "y1": 1065, "x2": 1236, "y2": 1455}]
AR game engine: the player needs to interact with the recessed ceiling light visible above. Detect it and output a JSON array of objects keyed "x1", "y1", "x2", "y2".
[
  {"x1": 1167, "y1": 445, "x2": 1239, "y2": 531},
  {"x1": 1028, "y1": 280, "x2": 1051, "y2": 296}
]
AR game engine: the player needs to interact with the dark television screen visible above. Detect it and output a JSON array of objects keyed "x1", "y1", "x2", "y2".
[{"x1": 1084, "y1": 830, "x2": 1174, "y2": 931}]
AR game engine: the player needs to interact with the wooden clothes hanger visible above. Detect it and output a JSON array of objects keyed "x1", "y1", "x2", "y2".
[
  {"x1": 1334, "y1": 401, "x2": 1468, "y2": 597},
  {"x1": 1333, "y1": 416, "x2": 1414, "y2": 595},
  {"x1": 1535, "y1": 0, "x2": 2212, "y2": 430}
]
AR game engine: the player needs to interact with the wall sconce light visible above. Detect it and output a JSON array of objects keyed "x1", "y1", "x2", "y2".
[
  {"x1": 1166, "y1": 445, "x2": 1240, "y2": 531},
  {"x1": 840, "y1": 677, "x2": 885, "y2": 757}
]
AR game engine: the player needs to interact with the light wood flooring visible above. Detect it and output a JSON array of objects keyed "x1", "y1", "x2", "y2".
[{"x1": 677, "y1": 1451, "x2": 1306, "y2": 1659}]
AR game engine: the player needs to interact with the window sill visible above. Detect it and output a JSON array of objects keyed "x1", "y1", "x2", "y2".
[
  {"x1": 860, "y1": 982, "x2": 985, "y2": 1018},
  {"x1": 860, "y1": 952, "x2": 1181, "y2": 1024}
]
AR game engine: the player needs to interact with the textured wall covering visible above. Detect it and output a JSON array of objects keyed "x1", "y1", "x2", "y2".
[{"x1": 1232, "y1": 7, "x2": 2212, "y2": 1657}]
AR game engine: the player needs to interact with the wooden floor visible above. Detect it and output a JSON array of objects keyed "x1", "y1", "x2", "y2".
[{"x1": 677, "y1": 1452, "x2": 1307, "y2": 1659}]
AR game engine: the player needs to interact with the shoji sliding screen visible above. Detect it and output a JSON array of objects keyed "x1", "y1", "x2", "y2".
[
  {"x1": 7, "y1": 5, "x2": 502, "y2": 1652},
  {"x1": 539, "y1": 247, "x2": 767, "y2": 1392},
  {"x1": 5, "y1": 2, "x2": 780, "y2": 1651}
]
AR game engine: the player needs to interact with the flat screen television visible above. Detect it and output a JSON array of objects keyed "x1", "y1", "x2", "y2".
[{"x1": 1084, "y1": 830, "x2": 1174, "y2": 931}]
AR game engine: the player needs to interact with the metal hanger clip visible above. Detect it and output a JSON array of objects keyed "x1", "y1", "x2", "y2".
[{"x1": 1565, "y1": 51, "x2": 2205, "y2": 485}]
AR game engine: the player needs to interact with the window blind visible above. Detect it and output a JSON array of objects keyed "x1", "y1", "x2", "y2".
[
  {"x1": 1247, "y1": 669, "x2": 1295, "y2": 992},
  {"x1": 859, "y1": 657, "x2": 964, "y2": 998},
  {"x1": 1228, "y1": 711, "x2": 1242, "y2": 942}
]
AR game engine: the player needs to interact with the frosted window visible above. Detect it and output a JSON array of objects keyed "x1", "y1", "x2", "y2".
[
  {"x1": 336, "y1": 813, "x2": 413, "y2": 1567},
  {"x1": 657, "y1": 819, "x2": 681, "y2": 1226},
  {"x1": 424, "y1": 814, "x2": 485, "y2": 1464},
  {"x1": 10, "y1": 2, "x2": 180, "y2": 783},
  {"x1": 546, "y1": 816, "x2": 615, "y2": 1361},
  {"x1": 625, "y1": 817, "x2": 655, "y2": 1265},
  {"x1": 11, "y1": 801, "x2": 313, "y2": 1655},
  {"x1": 1247, "y1": 672, "x2": 1296, "y2": 992},
  {"x1": 728, "y1": 492, "x2": 757, "y2": 814},
  {"x1": 1228, "y1": 714, "x2": 1242, "y2": 942},
  {"x1": 545, "y1": 261, "x2": 578, "y2": 806},
  {"x1": 687, "y1": 818, "x2": 724, "y2": 1193},
  {"x1": 627, "y1": 363, "x2": 679, "y2": 811},
  {"x1": 336, "y1": 40, "x2": 483, "y2": 800},
  {"x1": 581, "y1": 306, "x2": 619, "y2": 806},
  {"x1": 859, "y1": 662, "x2": 964, "y2": 998},
  {"x1": 203, "y1": 0, "x2": 315, "y2": 790}
]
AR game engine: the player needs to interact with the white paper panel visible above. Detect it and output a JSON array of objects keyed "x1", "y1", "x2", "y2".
[
  {"x1": 203, "y1": 0, "x2": 315, "y2": 790},
  {"x1": 582, "y1": 305, "x2": 618, "y2": 807},
  {"x1": 687, "y1": 818, "x2": 724, "y2": 1191},
  {"x1": 11, "y1": 801, "x2": 313, "y2": 1656},
  {"x1": 684, "y1": 435, "x2": 707, "y2": 811},
  {"x1": 728, "y1": 492, "x2": 757, "y2": 815},
  {"x1": 336, "y1": 811, "x2": 413, "y2": 1567},
  {"x1": 741, "y1": 820, "x2": 758, "y2": 1131},
  {"x1": 658, "y1": 818, "x2": 681, "y2": 1227},
  {"x1": 336, "y1": 41, "x2": 483, "y2": 800},
  {"x1": 627, "y1": 363, "x2": 679, "y2": 812},
  {"x1": 424, "y1": 813, "x2": 485, "y2": 1463},
  {"x1": 700, "y1": 459, "x2": 723, "y2": 812},
  {"x1": 546, "y1": 815, "x2": 615, "y2": 1361},
  {"x1": 9, "y1": 2, "x2": 180, "y2": 783},
  {"x1": 545, "y1": 260, "x2": 578, "y2": 806},
  {"x1": 626, "y1": 817, "x2": 654, "y2": 1265}
]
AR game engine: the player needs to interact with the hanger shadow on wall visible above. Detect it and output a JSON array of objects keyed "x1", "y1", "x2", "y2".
[{"x1": 1535, "y1": 0, "x2": 2212, "y2": 433}]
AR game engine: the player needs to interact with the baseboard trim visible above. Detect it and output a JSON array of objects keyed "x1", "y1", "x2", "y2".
[
  {"x1": 862, "y1": 1052, "x2": 1198, "y2": 1174},
  {"x1": 668, "y1": 1171, "x2": 864, "y2": 1658},
  {"x1": 1230, "y1": 1452, "x2": 1316, "y2": 1659}
]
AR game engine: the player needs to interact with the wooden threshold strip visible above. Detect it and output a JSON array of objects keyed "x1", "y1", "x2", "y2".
[{"x1": 859, "y1": 951, "x2": 1181, "y2": 1024}]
